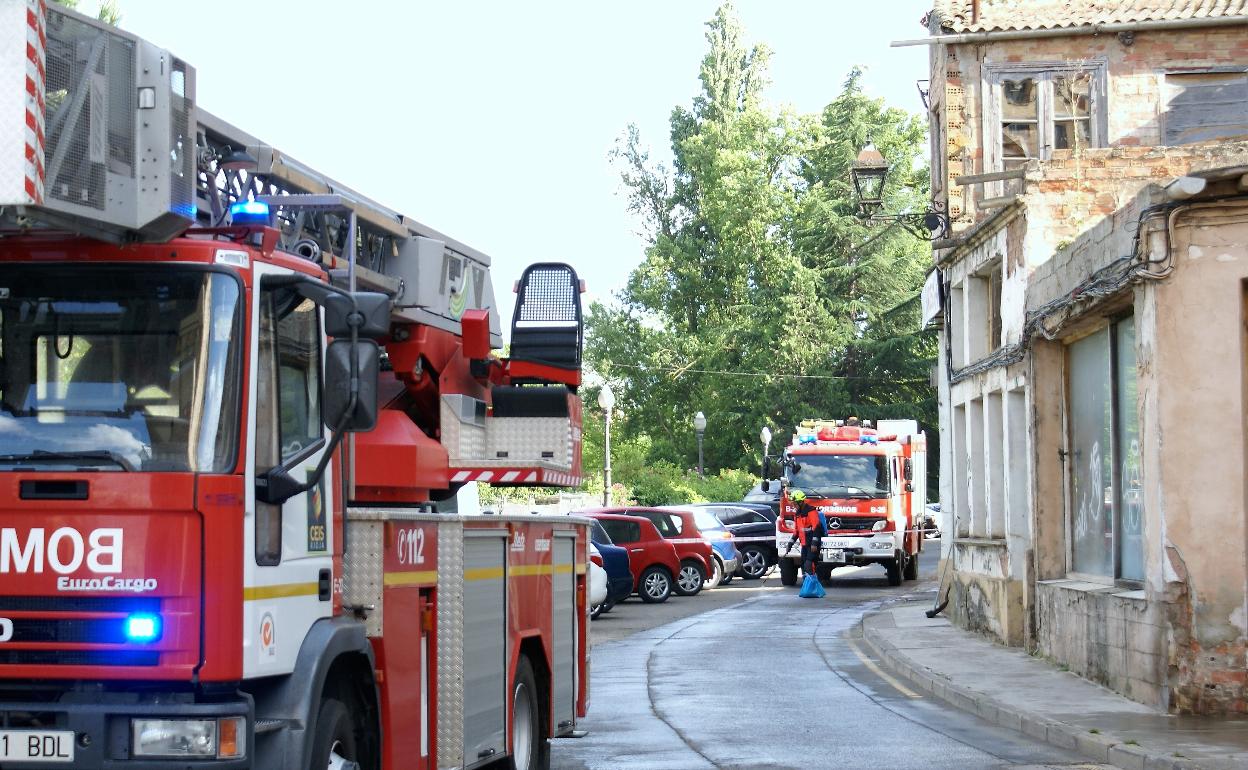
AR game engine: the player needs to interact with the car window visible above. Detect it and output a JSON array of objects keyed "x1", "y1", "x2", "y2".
[
  {"x1": 591, "y1": 521, "x2": 613, "y2": 545},
  {"x1": 714, "y1": 507, "x2": 749, "y2": 525},
  {"x1": 639, "y1": 511, "x2": 681, "y2": 537},
  {"x1": 599, "y1": 520, "x2": 640, "y2": 544},
  {"x1": 692, "y1": 509, "x2": 724, "y2": 532}
]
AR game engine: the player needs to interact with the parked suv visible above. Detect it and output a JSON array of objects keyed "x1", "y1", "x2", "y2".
[
  {"x1": 585, "y1": 511, "x2": 683, "y2": 603},
  {"x1": 743, "y1": 480, "x2": 782, "y2": 517},
  {"x1": 658, "y1": 506, "x2": 742, "y2": 588},
  {"x1": 611, "y1": 507, "x2": 716, "y2": 596},
  {"x1": 692, "y1": 503, "x2": 777, "y2": 580}
]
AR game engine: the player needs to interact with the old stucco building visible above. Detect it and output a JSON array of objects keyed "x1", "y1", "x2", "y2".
[{"x1": 916, "y1": 0, "x2": 1248, "y2": 713}]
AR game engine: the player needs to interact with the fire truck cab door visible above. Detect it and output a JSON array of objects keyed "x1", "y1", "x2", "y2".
[{"x1": 243, "y1": 265, "x2": 335, "y2": 678}]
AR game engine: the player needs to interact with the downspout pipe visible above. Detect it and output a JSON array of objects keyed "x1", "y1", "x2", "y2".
[{"x1": 892, "y1": 14, "x2": 1248, "y2": 47}]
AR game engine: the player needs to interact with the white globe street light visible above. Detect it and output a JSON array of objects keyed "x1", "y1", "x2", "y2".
[
  {"x1": 693, "y1": 411, "x2": 707, "y2": 478},
  {"x1": 598, "y1": 384, "x2": 616, "y2": 506},
  {"x1": 760, "y1": 425, "x2": 772, "y2": 480}
]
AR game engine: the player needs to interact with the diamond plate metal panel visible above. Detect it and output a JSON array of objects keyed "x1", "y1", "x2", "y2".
[
  {"x1": 441, "y1": 397, "x2": 486, "y2": 462},
  {"x1": 437, "y1": 519, "x2": 465, "y2": 770},
  {"x1": 342, "y1": 515, "x2": 385, "y2": 638},
  {"x1": 487, "y1": 416, "x2": 573, "y2": 469}
]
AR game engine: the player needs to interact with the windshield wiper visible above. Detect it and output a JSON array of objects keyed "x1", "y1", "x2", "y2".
[
  {"x1": 0, "y1": 449, "x2": 136, "y2": 472},
  {"x1": 806, "y1": 484, "x2": 883, "y2": 499}
]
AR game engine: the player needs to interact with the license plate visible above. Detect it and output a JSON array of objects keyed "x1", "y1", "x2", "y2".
[
  {"x1": 823, "y1": 537, "x2": 859, "y2": 550},
  {"x1": 0, "y1": 730, "x2": 74, "y2": 763},
  {"x1": 821, "y1": 548, "x2": 846, "y2": 564}
]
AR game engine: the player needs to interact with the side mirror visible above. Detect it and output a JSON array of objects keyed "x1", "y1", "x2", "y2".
[
  {"x1": 256, "y1": 465, "x2": 306, "y2": 506},
  {"x1": 324, "y1": 339, "x2": 381, "y2": 431},
  {"x1": 761, "y1": 479, "x2": 770, "y2": 492},
  {"x1": 904, "y1": 458, "x2": 914, "y2": 481},
  {"x1": 324, "y1": 292, "x2": 391, "y2": 339},
  {"x1": 790, "y1": 461, "x2": 801, "y2": 475}
]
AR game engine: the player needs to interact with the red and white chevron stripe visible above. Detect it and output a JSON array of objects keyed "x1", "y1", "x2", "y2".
[
  {"x1": 23, "y1": 0, "x2": 45, "y2": 204},
  {"x1": 450, "y1": 468, "x2": 582, "y2": 487}
]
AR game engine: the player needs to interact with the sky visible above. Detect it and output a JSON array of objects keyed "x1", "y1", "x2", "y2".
[{"x1": 100, "y1": 0, "x2": 934, "y2": 327}]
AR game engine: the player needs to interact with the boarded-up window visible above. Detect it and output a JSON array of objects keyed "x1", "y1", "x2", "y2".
[{"x1": 1164, "y1": 72, "x2": 1248, "y2": 146}]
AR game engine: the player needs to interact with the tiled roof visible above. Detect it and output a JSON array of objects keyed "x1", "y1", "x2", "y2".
[{"x1": 932, "y1": 0, "x2": 1248, "y2": 33}]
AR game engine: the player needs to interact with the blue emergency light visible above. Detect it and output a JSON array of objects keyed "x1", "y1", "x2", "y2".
[
  {"x1": 229, "y1": 200, "x2": 270, "y2": 226},
  {"x1": 124, "y1": 613, "x2": 162, "y2": 643}
]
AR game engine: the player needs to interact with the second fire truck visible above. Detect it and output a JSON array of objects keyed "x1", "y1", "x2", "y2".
[{"x1": 771, "y1": 419, "x2": 927, "y2": 587}]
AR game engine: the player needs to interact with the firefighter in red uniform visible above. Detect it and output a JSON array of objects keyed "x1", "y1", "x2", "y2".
[{"x1": 785, "y1": 490, "x2": 825, "y2": 576}]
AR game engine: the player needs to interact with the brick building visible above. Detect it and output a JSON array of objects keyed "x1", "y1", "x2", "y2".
[{"x1": 912, "y1": 0, "x2": 1248, "y2": 713}]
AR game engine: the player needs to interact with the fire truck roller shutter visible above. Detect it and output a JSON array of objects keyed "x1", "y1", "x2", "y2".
[
  {"x1": 245, "y1": 616, "x2": 379, "y2": 770},
  {"x1": 462, "y1": 533, "x2": 508, "y2": 765},
  {"x1": 551, "y1": 534, "x2": 577, "y2": 737}
]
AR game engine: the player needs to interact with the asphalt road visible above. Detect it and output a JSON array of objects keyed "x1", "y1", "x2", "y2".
[{"x1": 555, "y1": 545, "x2": 1113, "y2": 770}]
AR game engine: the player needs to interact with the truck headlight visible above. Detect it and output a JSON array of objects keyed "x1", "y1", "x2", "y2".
[
  {"x1": 132, "y1": 717, "x2": 244, "y2": 759},
  {"x1": 871, "y1": 520, "x2": 887, "y2": 531}
]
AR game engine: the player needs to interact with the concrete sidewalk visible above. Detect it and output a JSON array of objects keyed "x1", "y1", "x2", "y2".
[{"x1": 861, "y1": 599, "x2": 1248, "y2": 770}]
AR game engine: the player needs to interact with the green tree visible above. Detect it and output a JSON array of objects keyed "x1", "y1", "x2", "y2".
[{"x1": 588, "y1": 4, "x2": 937, "y2": 486}]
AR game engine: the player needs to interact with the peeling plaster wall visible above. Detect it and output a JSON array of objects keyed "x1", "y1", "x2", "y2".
[{"x1": 1151, "y1": 205, "x2": 1248, "y2": 713}]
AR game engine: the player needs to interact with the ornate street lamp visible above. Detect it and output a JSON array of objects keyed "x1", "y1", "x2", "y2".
[
  {"x1": 598, "y1": 384, "x2": 615, "y2": 506},
  {"x1": 850, "y1": 143, "x2": 950, "y2": 241},
  {"x1": 693, "y1": 411, "x2": 707, "y2": 479}
]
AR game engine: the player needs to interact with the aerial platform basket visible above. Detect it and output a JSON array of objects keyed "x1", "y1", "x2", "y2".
[{"x1": 0, "y1": 0, "x2": 195, "y2": 242}]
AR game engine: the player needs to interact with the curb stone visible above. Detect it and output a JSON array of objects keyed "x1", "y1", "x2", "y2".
[{"x1": 858, "y1": 611, "x2": 1206, "y2": 770}]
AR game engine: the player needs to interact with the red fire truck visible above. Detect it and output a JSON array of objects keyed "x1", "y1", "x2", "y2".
[
  {"x1": 0, "y1": 4, "x2": 588, "y2": 769},
  {"x1": 771, "y1": 419, "x2": 927, "y2": 588}
]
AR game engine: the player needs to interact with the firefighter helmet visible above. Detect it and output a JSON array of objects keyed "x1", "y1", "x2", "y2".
[{"x1": 790, "y1": 490, "x2": 806, "y2": 503}]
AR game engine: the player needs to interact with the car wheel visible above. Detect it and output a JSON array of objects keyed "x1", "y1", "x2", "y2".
[
  {"x1": 508, "y1": 655, "x2": 549, "y2": 770},
  {"x1": 706, "y1": 556, "x2": 724, "y2": 588},
  {"x1": 638, "y1": 566, "x2": 672, "y2": 603},
  {"x1": 903, "y1": 550, "x2": 919, "y2": 581},
  {"x1": 308, "y1": 698, "x2": 357, "y2": 770},
  {"x1": 739, "y1": 547, "x2": 768, "y2": 580},
  {"x1": 886, "y1": 556, "x2": 903, "y2": 587},
  {"x1": 720, "y1": 571, "x2": 733, "y2": 585},
  {"x1": 590, "y1": 602, "x2": 604, "y2": 620},
  {"x1": 675, "y1": 560, "x2": 705, "y2": 596}
]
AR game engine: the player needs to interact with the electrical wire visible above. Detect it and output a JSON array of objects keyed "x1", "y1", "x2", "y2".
[{"x1": 606, "y1": 361, "x2": 930, "y2": 383}]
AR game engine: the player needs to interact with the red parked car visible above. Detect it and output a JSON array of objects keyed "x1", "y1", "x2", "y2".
[
  {"x1": 599, "y1": 507, "x2": 715, "y2": 596},
  {"x1": 586, "y1": 511, "x2": 683, "y2": 603}
]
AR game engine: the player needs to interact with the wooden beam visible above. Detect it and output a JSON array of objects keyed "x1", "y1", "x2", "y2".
[
  {"x1": 978, "y1": 195, "x2": 1019, "y2": 209},
  {"x1": 954, "y1": 168, "x2": 1026, "y2": 186}
]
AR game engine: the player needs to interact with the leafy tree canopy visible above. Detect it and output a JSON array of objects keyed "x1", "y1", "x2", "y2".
[{"x1": 587, "y1": 3, "x2": 938, "y2": 487}]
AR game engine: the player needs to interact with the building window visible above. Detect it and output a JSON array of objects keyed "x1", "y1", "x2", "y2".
[
  {"x1": 1163, "y1": 71, "x2": 1248, "y2": 146},
  {"x1": 988, "y1": 264, "x2": 1003, "y2": 351},
  {"x1": 1066, "y1": 316, "x2": 1142, "y2": 581},
  {"x1": 989, "y1": 64, "x2": 1105, "y2": 170}
]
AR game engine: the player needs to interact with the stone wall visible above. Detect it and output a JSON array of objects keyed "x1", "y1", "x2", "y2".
[{"x1": 1035, "y1": 580, "x2": 1166, "y2": 708}]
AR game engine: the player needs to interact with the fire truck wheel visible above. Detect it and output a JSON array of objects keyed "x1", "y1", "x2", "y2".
[
  {"x1": 815, "y1": 563, "x2": 835, "y2": 586},
  {"x1": 778, "y1": 559, "x2": 798, "y2": 587},
  {"x1": 738, "y1": 547, "x2": 768, "y2": 580},
  {"x1": 903, "y1": 551, "x2": 919, "y2": 581},
  {"x1": 675, "y1": 560, "x2": 706, "y2": 596},
  {"x1": 638, "y1": 566, "x2": 673, "y2": 603},
  {"x1": 508, "y1": 656, "x2": 549, "y2": 770},
  {"x1": 309, "y1": 698, "x2": 359, "y2": 770},
  {"x1": 886, "y1": 557, "x2": 903, "y2": 587}
]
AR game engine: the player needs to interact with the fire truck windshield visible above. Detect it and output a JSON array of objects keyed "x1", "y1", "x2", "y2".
[
  {"x1": 0, "y1": 266, "x2": 243, "y2": 473},
  {"x1": 786, "y1": 454, "x2": 889, "y2": 499}
]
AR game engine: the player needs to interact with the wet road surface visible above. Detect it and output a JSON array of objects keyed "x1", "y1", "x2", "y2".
[{"x1": 555, "y1": 548, "x2": 1113, "y2": 770}]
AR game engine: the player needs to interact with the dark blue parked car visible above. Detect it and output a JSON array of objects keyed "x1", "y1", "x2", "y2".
[{"x1": 589, "y1": 520, "x2": 633, "y2": 618}]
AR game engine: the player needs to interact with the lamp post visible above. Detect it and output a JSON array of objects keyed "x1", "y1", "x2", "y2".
[
  {"x1": 760, "y1": 426, "x2": 772, "y2": 478},
  {"x1": 693, "y1": 411, "x2": 707, "y2": 478},
  {"x1": 597, "y1": 384, "x2": 615, "y2": 506},
  {"x1": 850, "y1": 143, "x2": 950, "y2": 241}
]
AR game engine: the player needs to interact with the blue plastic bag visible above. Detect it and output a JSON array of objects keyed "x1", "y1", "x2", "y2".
[{"x1": 799, "y1": 573, "x2": 825, "y2": 598}]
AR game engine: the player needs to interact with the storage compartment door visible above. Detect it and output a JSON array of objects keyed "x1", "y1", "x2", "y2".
[
  {"x1": 551, "y1": 534, "x2": 577, "y2": 735},
  {"x1": 463, "y1": 534, "x2": 507, "y2": 764}
]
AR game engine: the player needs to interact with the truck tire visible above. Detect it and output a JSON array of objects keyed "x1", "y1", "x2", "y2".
[
  {"x1": 903, "y1": 551, "x2": 919, "y2": 581},
  {"x1": 675, "y1": 560, "x2": 706, "y2": 596},
  {"x1": 778, "y1": 559, "x2": 798, "y2": 586},
  {"x1": 508, "y1": 656, "x2": 549, "y2": 770},
  {"x1": 738, "y1": 546, "x2": 768, "y2": 580},
  {"x1": 308, "y1": 698, "x2": 360, "y2": 770},
  {"x1": 638, "y1": 566, "x2": 673, "y2": 603},
  {"x1": 816, "y1": 563, "x2": 835, "y2": 586},
  {"x1": 886, "y1": 557, "x2": 903, "y2": 587}
]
